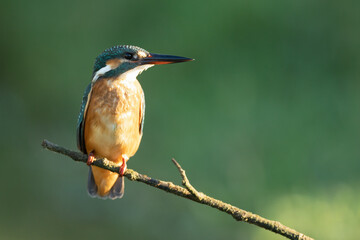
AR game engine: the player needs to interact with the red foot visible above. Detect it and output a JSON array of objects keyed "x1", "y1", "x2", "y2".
[
  {"x1": 119, "y1": 160, "x2": 127, "y2": 176},
  {"x1": 87, "y1": 152, "x2": 95, "y2": 166}
]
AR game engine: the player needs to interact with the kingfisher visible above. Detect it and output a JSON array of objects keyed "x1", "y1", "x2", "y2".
[{"x1": 76, "y1": 45, "x2": 192, "y2": 199}]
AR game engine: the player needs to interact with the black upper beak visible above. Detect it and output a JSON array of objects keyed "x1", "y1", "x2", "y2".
[{"x1": 141, "y1": 53, "x2": 193, "y2": 65}]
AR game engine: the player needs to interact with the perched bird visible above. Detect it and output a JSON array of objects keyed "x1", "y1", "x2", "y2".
[{"x1": 77, "y1": 45, "x2": 192, "y2": 199}]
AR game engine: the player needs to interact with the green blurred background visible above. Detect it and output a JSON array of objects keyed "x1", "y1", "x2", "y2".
[{"x1": 1, "y1": 0, "x2": 359, "y2": 239}]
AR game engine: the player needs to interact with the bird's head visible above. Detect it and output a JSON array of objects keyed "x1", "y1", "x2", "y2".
[{"x1": 92, "y1": 45, "x2": 193, "y2": 82}]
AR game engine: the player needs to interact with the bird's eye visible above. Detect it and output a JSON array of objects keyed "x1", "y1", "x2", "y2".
[
  {"x1": 124, "y1": 52, "x2": 133, "y2": 60},
  {"x1": 132, "y1": 54, "x2": 139, "y2": 61}
]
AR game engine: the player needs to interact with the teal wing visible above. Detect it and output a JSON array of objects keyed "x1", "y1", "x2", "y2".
[
  {"x1": 139, "y1": 91, "x2": 145, "y2": 135},
  {"x1": 76, "y1": 83, "x2": 92, "y2": 154}
]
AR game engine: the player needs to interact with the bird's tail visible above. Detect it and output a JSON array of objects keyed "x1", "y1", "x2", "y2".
[{"x1": 87, "y1": 167, "x2": 124, "y2": 199}]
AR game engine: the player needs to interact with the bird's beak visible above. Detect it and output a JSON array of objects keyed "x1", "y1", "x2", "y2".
[{"x1": 141, "y1": 53, "x2": 193, "y2": 65}]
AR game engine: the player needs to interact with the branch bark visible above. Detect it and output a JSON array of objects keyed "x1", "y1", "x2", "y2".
[{"x1": 41, "y1": 139, "x2": 314, "y2": 240}]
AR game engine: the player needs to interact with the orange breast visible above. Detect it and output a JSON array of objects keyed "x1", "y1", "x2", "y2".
[{"x1": 84, "y1": 77, "x2": 144, "y2": 163}]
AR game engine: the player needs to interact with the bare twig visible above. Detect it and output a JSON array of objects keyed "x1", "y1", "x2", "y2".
[
  {"x1": 171, "y1": 158, "x2": 204, "y2": 201},
  {"x1": 41, "y1": 139, "x2": 314, "y2": 240}
]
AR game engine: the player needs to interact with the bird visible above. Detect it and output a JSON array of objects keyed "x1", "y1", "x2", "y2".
[{"x1": 76, "y1": 45, "x2": 193, "y2": 199}]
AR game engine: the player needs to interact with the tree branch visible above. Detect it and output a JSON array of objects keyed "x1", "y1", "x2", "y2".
[{"x1": 41, "y1": 139, "x2": 314, "y2": 240}]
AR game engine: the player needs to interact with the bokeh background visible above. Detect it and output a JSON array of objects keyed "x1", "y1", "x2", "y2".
[{"x1": 1, "y1": 0, "x2": 359, "y2": 239}]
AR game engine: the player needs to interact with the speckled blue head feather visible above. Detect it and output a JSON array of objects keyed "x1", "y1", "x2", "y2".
[
  {"x1": 93, "y1": 45, "x2": 149, "y2": 73},
  {"x1": 91, "y1": 45, "x2": 193, "y2": 82}
]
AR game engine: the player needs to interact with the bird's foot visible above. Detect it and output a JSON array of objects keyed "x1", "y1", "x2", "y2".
[
  {"x1": 119, "y1": 161, "x2": 127, "y2": 176},
  {"x1": 119, "y1": 155, "x2": 128, "y2": 176},
  {"x1": 87, "y1": 152, "x2": 95, "y2": 166}
]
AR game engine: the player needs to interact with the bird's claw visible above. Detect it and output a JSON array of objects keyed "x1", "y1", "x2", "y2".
[
  {"x1": 87, "y1": 152, "x2": 95, "y2": 166},
  {"x1": 119, "y1": 161, "x2": 127, "y2": 176}
]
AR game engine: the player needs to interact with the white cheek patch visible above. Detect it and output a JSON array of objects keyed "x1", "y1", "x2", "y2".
[{"x1": 92, "y1": 65, "x2": 112, "y2": 82}]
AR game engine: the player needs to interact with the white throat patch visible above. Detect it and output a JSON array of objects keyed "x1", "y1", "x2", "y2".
[
  {"x1": 92, "y1": 64, "x2": 154, "y2": 83},
  {"x1": 119, "y1": 64, "x2": 154, "y2": 81}
]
